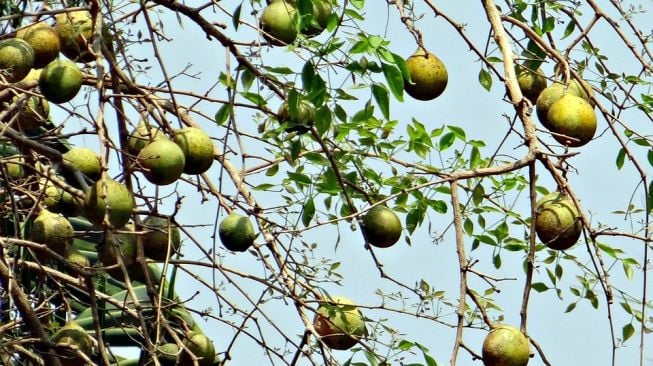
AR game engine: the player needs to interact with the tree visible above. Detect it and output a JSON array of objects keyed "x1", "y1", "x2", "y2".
[{"x1": 0, "y1": 0, "x2": 651, "y2": 365}]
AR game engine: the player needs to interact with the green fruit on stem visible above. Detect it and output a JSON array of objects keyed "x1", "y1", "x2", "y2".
[
  {"x1": 83, "y1": 178, "x2": 134, "y2": 228},
  {"x1": 51, "y1": 322, "x2": 94, "y2": 366},
  {"x1": 137, "y1": 138, "x2": 186, "y2": 185},
  {"x1": 362, "y1": 205, "x2": 402, "y2": 248},
  {"x1": 0, "y1": 38, "x2": 34, "y2": 83},
  {"x1": 39, "y1": 59, "x2": 83, "y2": 104},
  {"x1": 12, "y1": 94, "x2": 50, "y2": 131},
  {"x1": 535, "y1": 192, "x2": 582, "y2": 250},
  {"x1": 313, "y1": 296, "x2": 366, "y2": 350},
  {"x1": 516, "y1": 65, "x2": 547, "y2": 103},
  {"x1": 55, "y1": 10, "x2": 94, "y2": 62},
  {"x1": 179, "y1": 332, "x2": 216, "y2": 366},
  {"x1": 3, "y1": 155, "x2": 25, "y2": 180},
  {"x1": 277, "y1": 99, "x2": 315, "y2": 134},
  {"x1": 404, "y1": 48, "x2": 448, "y2": 101},
  {"x1": 127, "y1": 121, "x2": 163, "y2": 155},
  {"x1": 260, "y1": 1, "x2": 298, "y2": 45},
  {"x1": 30, "y1": 209, "x2": 74, "y2": 255},
  {"x1": 546, "y1": 93, "x2": 597, "y2": 147},
  {"x1": 157, "y1": 343, "x2": 180, "y2": 366},
  {"x1": 141, "y1": 215, "x2": 181, "y2": 261},
  {"x1": 63, "y1": 147, "x2": 102, "y2": 183},
  {"x1": 172, "y1": 127, "x2": 214, "y2": 175},
  {"x1": 482, "y1": 325, "x2": 530, "y2": 366},
  {"x1": 100, "y1": 224, "x2": 138, "y2": 281},
  {"x1": 65, "y1": 248, "x2": 90, "y2": 267},
  {"x1": 536, "y1": 80, "x2": 594, "y2": 128},
  {"x1": 219, "y1": 212, "x2": 256, "y2": 252}
]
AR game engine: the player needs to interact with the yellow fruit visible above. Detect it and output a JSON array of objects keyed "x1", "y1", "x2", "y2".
[
  {"x1": 172, "y1": 127, "x2": 214, "y2": 175},
  {"x1": 30, "y1": 209, "x2": 74, "y2": 255},
  {"x1": 534, "y1": 192, "x2": 582, "y2": 250},
  {"x1": 482, "y1": 325, "x2": 530, "y2": 366},
  {"x1": 39, "y1": 59, "x2": 83, "y2": 104},
  {"x1": 404, "y1": 48, "x2": 448, "y2": 101},
  {"x1": 83, "y1": 178, "x2": 134, "y2": 228},
  {"x1": 277, "y1": 99, "x2": 315, "y2": 134},
  {"x1": 546, "y1": 93, "x2": 597, "y2": 147},
  {"x1": 179, "y1": 332, "x2": 216, "y2": 366},
  {"x1": 260, "y1": 1, "x2": 298, "y2": 45},
  {"x1": 516, "y1": 66, "x2": 547, "y2": 103},
  {"x1": 0, "y1": 38, "x2": 34, "y2": 83},
  {"x1": 361, "y1": 205, "x2": 402, "y2": 248},
  {"x1": 141, "y1": 215, "x2": 181, "y2": 261},
  {"x1": 137, "y1": 138, "x2": 186, "y2": 185},
  {"x1": 16, "y1": 22, "x2": 61, "y2": 68},
  {"x1": 51, "y1": 322, "x2": 94, "y2": 366},
  {"x1": 55, "y1": 10, "x2": 94, "y2": 62},
  {"x1": 313, "y1": 296, "x2": 366, "y2": 350},
  {"x1": 536, "y1": 80, "x2": 594, "y2": 127},
  {"x1": 12, "y1": 94, "x2": 50, "y2": 131},
  {"x1": 219, "y1": 212, "x2": 256, "y2": 252},
  {"x1": 127, "y1": 122, "x2": 163, "y2": 155},
  {"x1": 63, "y1": 147, "x2": 102, "y2": 183}
]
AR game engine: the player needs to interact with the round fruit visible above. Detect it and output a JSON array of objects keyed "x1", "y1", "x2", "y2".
[
  {"x1": 63, "y1": 147, "x2": 102, "y2": 183},
  {"x1": 516, "y1": 66, "x2": 547, "y2": 103},
  {"x1": 39, "y1": 178, "x2": 64, "y2": 210},
  {"x1": 482, "y1": 324, "x2": 530, "y2": 366},
  {"x1": 277, "y1": 99, "x2": 315, "y2": 134},
  {"x1": 536, "y1": 80, "x2": 594, "y2": 127},
  {"x1": 218, "y1": 212, "x2": 256, "y2": 252},
  {"x1": 313, "y1": 296, "x2": 366, "y2": 350},
  {"x1": 55, "y1": 10, "x2": 94, "y2": 62},
  {"x1": 57, "y1": 189, "x2": 84, "y2": 217},
  {"x1": 39, "y1": 59, "x2": 83, "y2": 104},
  {"x1": 13, "y1": 94, "x2": 50, "y2": 131},
  {"x1": 546, "y1": 93, "x2": 597, "y2": 147},
  {"x1": 361, "y1": 205, "x2": 402, "y2": 248},
  {"x1": 100, "y1": 224, "x2": 137, "y2": 281},
  {"x1": 137, "y1": 138, "x2": 186, "y2": 185},
  {"x1": 179, "y1": 332, "x2": 216, "y2": 366},
  {"x1": 51, "y1": 322, "x2": 94, "y2": 366},
  {"x1": 535, "y1": 192, "x2": 582, "y2": 250},
  {"x1": 65, "y1": 248, "x2": 90, "y2": 267},
  {"x1": 260, "y1": 1, "x2": 298, "y2": 45},
  {"x1": 3, "y1": 155, "x2": 24, "y2": 180},
  {"x1": 404, "y1": 48, "x2": 448, "y2": 101},
  {"x1": 172, "y1": 127, "x2": 214, "y2": 175},
  {"x1": 157, "y1": 343, "x2": 180, "y2": 366},
  {"x1": 141, "y1": 215, "x2": 181, "y2": 261},
  {"x1": 30, "y1": 209, "x2": 74, "y2": 255},
  {"x1": 16, "y1": 22, "x2": 61, "y2": 68},
  {"x1": 304, "y1": 0, "x2": 333, "y2": 36},
  {"x1": 0, "y1": 38, "x2": 35, "y2": 83},
  {"x1": 83, "y1": 178, "x2": 134, "y2": 228},
  {"x1": 127, "y1": 122, "x2": 163, "y2": 155}
]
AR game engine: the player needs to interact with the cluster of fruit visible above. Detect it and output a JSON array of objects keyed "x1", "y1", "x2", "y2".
[{"x1": 259, "y1": 0, "x2": 334, "y2": 45}]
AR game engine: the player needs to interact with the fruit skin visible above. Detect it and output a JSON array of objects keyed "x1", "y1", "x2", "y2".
[
  {"x1": 83, "y1": 178, "x2": 134, "y2": 228},
  {"x1": 16, "y1": 22, "x2": 61, "y2": 68},
  {"x1": 3, "y1": 155, "x2": 25, "y2": 180},
  {"x1": 277, "y1": 99, "x2": 315, "y2": 134},
  {"x1": 516, "y1": 66, "x2": 547, "y2": 103},
  {"x1": 12, "y1": 94, "x2": 50, "y2": 131},
  {"x1": 55, "y1": 10, "x2": 94, "y2": 62},
  {"x1": 137, "y1": 138, "x2": 186, "y2": 185},
  {"x1": 157, "y1": 343, "x2": 180, "y2": 366},
  {"x1": 535, "y1": 192, "x2": 582, "y2": 250},
  {"x1": 546, "y1": 93, "x2": 597, "y2": 147},
  {"x1": 482, "y1": 325, "x2": 530, "y2": 366},
  {"x1": 99, "y1": 224, "x2": 137, "y2": 281},
  {"x1": 313, "y1": 296, "x2": 366, "y2": 350},
  {"x1": 127, "y1": 122, "x2": 163, "y2": 155},
  {"x1": 404, "y1": 48, "x2": 448, "y2": 101},
  {"x1": 536, "y1": 80, "x2": 594, "y2": 128},
  {"x1": 361, "y1": 205, "x2": 402, "y2": 248},
  {"x1": 172, "y1": 127, "x2": 214, "y2": 175},
  {"x1": 218, "y1": 212, "x2": 256, "y2": 252},
  {"x1": 179, "y1": 332, "x2": 216, "y2": 366},
  {"x1": 141, "y1": 215, "x2": 181, "y2": 261},
  {"x1": 65, "y1": 248, "x2": 90, "y2": 267},
  {"x1": 51, "y1": 322, "x2": 94, "y2": 366},
  {"x1": 39, "y1": 59, "x2": 83, "y2": 104},
  {"x1": 260, "y1": 1, "x2": 298, "y2": 45},
  {"x1": 0, "y1": 38, "x2": 35, "y2": 83},
  {"x1": 304, "y1": 0, "x2": 333, "y2": 36},
  {"x1": 63, "y1": 147, "x2": 102, "y2": 183},
  {"x1": 30, "y1": 209, "x2": 74, "y2": 255}
]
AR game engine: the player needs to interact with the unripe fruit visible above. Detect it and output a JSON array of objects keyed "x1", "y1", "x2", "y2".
[
  {"x1": 219, "y1": 212, "x2": 256, "y2": 252},
  {"x1": 313, "y1": 296, "x2": 366, "y2": 350},
  {"x1": 51, "y1": 322, "x2": 94, "y2": 366},
  {"x1": 0, "y1": 38, "x2": 34, "y2": 82},
  {"x1": 362, "y1": 205, "x2": 402, "y2": 248},
  {"x1": 55, "y1": 10, "x2": 94, "y2": 62},
  {"x1": 83, "y1": 178, "x2": 134, "y2": 228},
  {"x1": 39, "y1": 59, "x2": 83, "y2": 104},
  {"x1": 179, "y1": 332, "x2": 216, "y2": 366},
  {"x1": 172, "y1": 127, "x2": 214, "y2": 175},
  {"x1": 16, "y1": 22, "x2": 61, "y2": 68},
  {"x1": 137, "y1": 138, "x2": 186, "y2": 185},
  {"x1": 535, "y1": 192, "x2": 582, "y2": 250},
  {"x1": 141, "y1": 215, "x2": 181, "y2": 261},
  {"x1": 516, "y1": 66, "x2": 547, "y2": 103},
  {"x1": 127, "y1": 122, "x2": 163, "y2": 155},
  {"x1": 63, "y1": 147, "x2": 102, "y2": 183},
  {"x1": 404, "y1": 48, "x2": 448, "y2": 101},
  {"x1": 277, "y1": 99, "x2": 315, "y2": 134},
  {"x1": 260, "y1": 1, "x2": 298, "y2": 45},
  {"x1": 30, "y1": 209, "x2": 74, "y2": 255},
  {"x1": 482, "y1": 325, "x2": 530, "y2": 366}
]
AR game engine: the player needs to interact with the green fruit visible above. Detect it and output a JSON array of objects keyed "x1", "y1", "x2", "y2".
[
  {"x1": 516, "y1": 66, "x2": 547, "y2": 103},
  {"x1": 260, "y1": 1, "x2": 298, "y2": 45},
  {"x1": 277, "y1": 99, "x2": 315, "y2": 134},
  {"x1": 482, "y1": 325, "x2": 530, "y2": 366},
  {"x1": 13, "y1": 94, "x2": 50, "y2": 131},
  {"x1": 0, "y1": 38, "x2": 34, "y2": 83},
  {"x1": 3, "y1": 155, "x2": 24, "y2": 180},
  {"x1": 535, "y1": 192, "x2": 582, "y2": 250},
  {"x1": 39, "y1": 178, "x2": 63, "y2": 210},
  {"x1": 65, "y1": 248, "x2": 90, "y2": 267},
  {"x1": 313, "y1": 296, "x2": 366, "y2": 350},
  {"x1": 219, "y1": 212, "x2": 256, "y2": 252},
  {"x1": 100, "y1": 224, "x2": 137, "y2": 281},
  {"x1": 304, "y1": 0, "x2": 333, "y2": 36},
  {"x1": 16, "y1": 22, "x2": 61, "y2": 68},
  {"x1": 142, "y1": 215, "x2": 181, "y2": 261},
  {"x1": 172, "y1": 127, "x2": 214, "y2": 175},
  {"x1": 127, "y1": 122, "x2": 163, "y2": 155},
  {"x1": 55, "y1": 10, "x2": 94, "y2": 62},
  {"x1": 39, "y1": 59, "x2": 83, "y2": 104},
  {"x1": 137, "y1": 138, "x2": 186, "y2": 185},
  {"x1": 30, "y1": 209, "x2": 73, "y2": 255},
  {"x1": 63, "y1": 147, "x2": 102, "y2": 183},
  {"x1": 157, "y1": 343, "x2": 180, "y2": 366},
  {"x1": 404, "y1": 48, "x2": 448, "y2": 101},
  {"x1": 361, "y1": 205, "x2": 402, "y2": 248},
  {"x1": 536, "y1": 80, "x2": 594, "y2": 128},
  {"x1": 83, "y1": 178, "x2": 134, "y2": 228},
  {"x1": 179, "y1": 332, "x2": 216, "y2": 366},
  {"x1": 546, "y1": 93, "x2": 597, "y2": 147},
  {"x1": 51, "y1": 322, "x2": 94, "y2": 366}
]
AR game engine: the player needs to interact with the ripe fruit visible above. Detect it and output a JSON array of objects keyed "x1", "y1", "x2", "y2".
[
  {"x1": 137, "y1": 138, "x2": 186, "y2": 185},
  {"x1": 277, "y1": 99, "x2": 315, "y2": 134},
  {"x1": 546, "y1": 93, "x2": 597, "y2": 147},
  {"x1": 260, "y1": 1, "x2": 298, "y2": 45},
  {"x1": 179, "y1": 332, "x2": 216, "y2": 366},
  {"x1": 141, "y1": 215, "x2": 181, "y2": 261},
  {"x1": 83, "y1": 178, "x2": 134, "y2": 228},
  {"x1": 0, "y1": 38, "x2": 35, "y2": 83},
  {"x1": 39, "y1": 59, "x2": 83, "y2": 104},
  {"x1": 55, "y1": 10, "x2": 94, "y2": 62},
  {"x1": 63, "y1": 147, "x2": 102, "y2": 183},
  {"x1": 361, "y1": 205, "x2": 402, "y2": 248},
  {"x1": 516, "y1": 65, "x2": 547, "y2": 103},
  {"x1": 172, "y1": 127, "x2": 214, "y2": 174},
  {"x1": 51, "y1": 322, "x2": 94, "y2": 366},
  {"x1": 30, "y1": 209, "x2": 74, "y2": 255},
  {"x1": 13, "y1": 95, "x2": 50, "y2": 131},
  {"x1": 127, "y1": 122, "x2": 163, "y2": 155},
  {"x1": 536, "y1": 80, "x2": 594, "y2": 128},
  {"x1": 535, "y1": 192, "x2": 582, "y2": 250},
  {"x1": 218, "y1": 212, "x2": 256, "y2": 252},
  {"x1": 100, "y1": 225, "x2": 137, "y2": 281},
  {"x1": 482, "y1": 325, "x2": 530, "y2": 366},
  {"x1": 16, "y1": 22, "x2": 61, "y2": 68},
  {"x1": 404, "y1": 48, "x2": 448, "y2": 101},
  {"x1": 313, "y1": 296, "x2": 366, "y2": 350}
]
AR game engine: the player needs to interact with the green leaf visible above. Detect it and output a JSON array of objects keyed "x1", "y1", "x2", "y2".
[
  {"x1": 232, "y1": 3, "x2": 242, "y2": 30},
  {"x1": 302, "y1": 61, "x2": 315, "y2": 91},
  {"x1": 622, "y1": 323, "x2": 635, "y2": 341},
  {"x1": 478, "y1": 68, "x2": 492, "y2": 91},
  {"x1": 648, "y1": 180, "x2": 653, "y2": 214},
  {"x1": 302, "y1": 198, "x2": 315, "y2": 227},
  {"x1": 381, "y1": 62, "x2": 404, "y2": 101},
  {"x1": 214, "y1": 104, "x2": 231, "y2": 125},
  {"x1": 350, "y1": 0, "x2": 364, "y2": 10},
  {"x1": 287, "y1": 171, "x2": 312, "y2": 187},
  {"x1": 391, "y1": 52, "x2": 411, "y2": 84},
  {"x1": 439, "y1": 132, "x2": 456, "y2": 151},
  {"x1": 240, "y1": 92, "x2": 267, "y2": 106},
  {"x1": 565, "y1": 302, "x2": 577, "y2": 313},
  {"x1": 493, "y1": 253, "x2": 502, "y2": 268},
  {"x1": 470, "y1": 146, "x2": 482, "y2": 169},
  {"x1": 616, "y1": 148, "x2": 626, "y2": 169},
  {"x1": 531, "y1": 282, "x2": 549, "y2": 292},
  {"x1": 463, "y1": 218, "x2": 474, "y2": 235},
  {"x1": 542, "y1": 16, "x2": 555, "y2": 33},
  {"x1": 364, "y1": 350, "x2": 379, "y2": 366},
  {"x1": 447, "y1": 125, "x2": 466, "y2": 141},
  {"x1": 397, "y1": 340, "x2": 415, "y2": 351},
  {"x1": 623, "y1": 261, "x2": 634, "y2": 280},
  {"x1": 648, "y1": 149, "x2": 653, "y2": 166},
  {"x1": 372, "y1": 83, "x2": 390, "y2": 119},
  {"x1": 562, "y1": 21, "x2": 575, "y2": 39}
]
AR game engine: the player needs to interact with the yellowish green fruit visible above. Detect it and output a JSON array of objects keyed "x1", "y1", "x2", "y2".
[
  {"x1": 55, "y1": 10, "x2": 94, "y2": 62},
  {"x1": 57, "y1": 189, "x2": 84, "y2": 217},
  {"x1": 536, "y1": 80, "x2": 594, "y2": 127},
  {"x1": 63, "y1": 147, "x2": 102, "y2": 182},
  {"x1": 260, "y1": 1, "x2": 298, "y2": 45},
  {"x1": 39, "y1": 59, "x2": 83, "y2": 104},
  {"x1": 16, "y1": 22, "x2": 61, "y2": 68},
  {"x1": 39, "y1": 178, "x2": 64, "y2": 210},
  {"x1": 535, "y1": 192, "x2": 582, "y2": 250},
  {"x1": 83, "y1": 178, "x2": 134, "y2": 228},
  {"x1": 179, "y1": 332, "x2": 216, "y2": 366},
  {"x1": 14, "y1": 67, "x2": 42, "y2": 88},
  {"x1": 141, "y1": 215, "x2": 181, "y2": 261},
  {"x1": 404, "y1": 48, "x2": 448, "y2": 101},
  {"x1": 362, "y1": 205, "x2": 402, "y2": 248},
  {"x1": 127, "y1": 122, "x2": 163, "y2": 155},
  {"x1": 172, "y1": 127, "x2": 214, "y2": 175},
  {"x1": 277, "y1": 99, "x2": 315, "y2": 134},
  {"x1": 51, "y1": 322, "x2": 94, "y2": 366},
  {"x1": 516, "y1": 66, "x2": 547, "y2": 103},
  {"x1": 219, "y1": 212, "x2": 256, "y2": 252},
  {"x1": 3, "y1": 155, "x2": 24, "y2": 180},
  {"x1": 482, "y1": 325, "x2": 530, "y2": 366},
  {"x1": 0, "y1": 38, "x2": 35, "y2": 83},
  {"x1": 546, "y1": 93, "x2": 597, "y2": 147},
  {"x1": 313, "y1": 296, "x2": 366, "y2": 350},
  {"x1": 137, "y1": 138, "x2": 186, "y2": 185},
  {"x1": 304, "y1": 0, "x2": 333, "y2": 36},
  {"x1": 30, "y1": 209, "x2": 73, "y2": 255},
  {"x1": 12, "y1": 94, "x2": 50, "y2": 131},
  {"x1": 100, "y1": 224, "x2": 137, "y2": 281},
  {"x1": 157, "y1": 343, "x2": 180, "y2": 366},
  {"x1": 65, "y1": 248, "x2": 90, "y2": 267}
]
